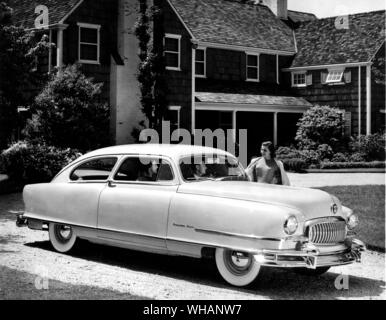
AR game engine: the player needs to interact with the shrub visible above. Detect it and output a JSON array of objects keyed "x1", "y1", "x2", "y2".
[
  {"x1": 276, "y1": 146, "x2": 303, "y2": 160},
  {"x1": 299, "y1": 149, "x2": 321, "y2": 165},
  {"x1": 281, "y1": 158, "x2": 307, "y2": 173},
  {"x1": 331, "y1": 153, "x2": 349, "y2": 163},
  {"x1": 0, "y1": 141, "x2": 81, "y2": 183},
  {"x1": 317, "y1": 144, "x2": 334, "y2": 161},
  {"x1": 295, "y1": 105, "x2": 347, "y2": 151},
  {"x1": 23, "y1": 64, "x2": 110, "y2": 152},
  {"x1": 349, "y1": 152, "x2": 366, "y2": 163},
  {"x1": 349, "y1": 133, "x2": 386, "y2": 161}
]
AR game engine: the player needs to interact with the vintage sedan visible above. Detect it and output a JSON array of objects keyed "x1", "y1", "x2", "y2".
[{"x1": 18, "y1": 144, "x2": 365, "y2": 287}]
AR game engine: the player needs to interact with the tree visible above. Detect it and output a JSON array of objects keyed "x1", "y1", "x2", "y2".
[
  {"x1": 0, "y1": 2, "x2": 52, "y2": 149},
  {"x1": 134, "y1": 0, "x2": 168, "y2": 134},
  {"x1": 373, "y1": 55, "x2": 385, "y2": 86},
  {"x1": 23, "y1": 64, "x2": 110, "y2": 152}
]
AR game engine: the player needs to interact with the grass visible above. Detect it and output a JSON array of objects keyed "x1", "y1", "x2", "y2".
[{"x1": 317, "y1": 185, "x2": 385, "y2": 251}]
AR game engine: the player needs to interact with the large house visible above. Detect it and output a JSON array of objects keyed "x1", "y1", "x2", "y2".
[{"x1": 8, "y1": 0, "x2": 386, "y2": 156}]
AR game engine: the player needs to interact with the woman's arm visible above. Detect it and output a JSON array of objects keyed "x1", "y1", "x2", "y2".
[{"x1": 277, "y1": 160, "x2": 290, "y2": 186}]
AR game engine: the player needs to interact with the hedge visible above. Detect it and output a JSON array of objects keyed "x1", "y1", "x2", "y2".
[{"x1": 320, "y1": 161, "x2": 386, "y2": 169}]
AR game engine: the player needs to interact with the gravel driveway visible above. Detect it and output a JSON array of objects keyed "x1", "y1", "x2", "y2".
[{"x1": 0, "y1": 193, "x2": 385, "y2": 300}]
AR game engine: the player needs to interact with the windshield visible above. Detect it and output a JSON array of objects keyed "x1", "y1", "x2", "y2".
[{"x1": 179, "y1": 154, "x2": 248, "y2": 182}]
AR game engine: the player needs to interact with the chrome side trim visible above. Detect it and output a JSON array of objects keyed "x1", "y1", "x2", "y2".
[{"x1": 194, "y1": 228, "x2": 282, "y2": 242}]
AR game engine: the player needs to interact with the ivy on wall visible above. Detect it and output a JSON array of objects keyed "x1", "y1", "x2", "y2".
[{"x1": 134, "y1": 0, "x2": 168, "y2": 135}]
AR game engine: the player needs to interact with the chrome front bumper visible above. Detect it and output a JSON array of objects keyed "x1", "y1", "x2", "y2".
[{"x1": 254, "y1": 238, "x2": 366, "y2": 269}]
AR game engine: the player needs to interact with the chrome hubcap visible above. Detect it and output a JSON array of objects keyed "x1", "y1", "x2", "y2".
[
  {"x1": 54, "y1": 225, "x2": 73, "y2": 243},
  {"x1": 224, "y1": 250, "x2": 253, "y2": 276}
]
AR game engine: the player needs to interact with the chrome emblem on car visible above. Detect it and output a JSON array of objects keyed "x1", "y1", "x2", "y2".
[{"x1": 331, "y1": 204, "x2": 338, "y2": 214}]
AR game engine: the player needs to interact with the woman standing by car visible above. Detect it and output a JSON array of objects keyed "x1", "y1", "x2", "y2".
[{"x1": 246, "y1": 141, "x2": 290, "y2": 186}]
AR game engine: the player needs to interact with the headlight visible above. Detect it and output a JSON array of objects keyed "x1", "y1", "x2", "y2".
[
  {"x1": 284, "y1": 216, "x2": 298, "y2": 235},
  {"x1": 347, "y1": 214, "x2": 359, "y2": 230},
  {"x1": 331, "y1": 195, "x2": 340, "y2": 214}
]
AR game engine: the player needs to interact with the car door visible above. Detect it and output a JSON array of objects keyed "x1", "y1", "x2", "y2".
[{"x1": 97, "y1": 155, "x2": 178, "y2": 250}]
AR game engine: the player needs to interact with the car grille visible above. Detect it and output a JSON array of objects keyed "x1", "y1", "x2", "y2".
[{"x1": 308, "y1": 219, "x2": 347, "y2": 244}]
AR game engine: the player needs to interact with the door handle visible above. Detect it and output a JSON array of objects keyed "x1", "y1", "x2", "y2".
[{"x1": 107, "y1": 180, "x2": 116, "y2": 188}]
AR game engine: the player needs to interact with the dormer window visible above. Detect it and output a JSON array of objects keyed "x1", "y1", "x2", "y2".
[{"x1": 326, "y1": 69, "x2": 344, "y2": 83}]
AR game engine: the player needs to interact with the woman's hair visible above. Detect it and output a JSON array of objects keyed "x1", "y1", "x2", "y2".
[{"x1": 261, "y1": 141, "x2": 276, "y2": 158}]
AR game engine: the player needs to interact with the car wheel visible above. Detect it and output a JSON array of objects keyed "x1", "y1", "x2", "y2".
[
  {"x1": 49, "y1": 223, "x2": 77, "y2": 253},
  {"x1": 294, "y1": 267, "x2": 330, "y2": 276},
  {"x1": 215, "y1": 248, "x2": 261, "y2": 287}
]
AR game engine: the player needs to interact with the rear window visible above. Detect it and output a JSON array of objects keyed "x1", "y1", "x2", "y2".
[{"x1": 70, "y1": 157, "x2": 117, "y2": 181}]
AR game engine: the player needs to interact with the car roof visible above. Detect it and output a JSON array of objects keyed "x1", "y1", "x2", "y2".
[{"x1": 78, "y1": 144, "x2": 233, "y2": 162}]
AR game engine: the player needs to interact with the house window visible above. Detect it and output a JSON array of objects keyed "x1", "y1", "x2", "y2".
[
  {"x1": 292, "y1": 72, "x2": 306, "y2": 87},
  {"x1": 164, "y1": 34, "x2": 181, "y2": 70},
  {"x1": 195, "y1": 48, "x2": 206, "y2": 77},
  {"x1": 326, "y1": 69, "x2": 344, "y2": 83},
  {"x1": 246, "y1": 53, "x2": 259, "y2": 81},
  {"x1": 77, "y1": 23, "x2": 100, "y2": 64},
  {"x1": 168, "y1": 106, "x2": 181, "y2": 131}
]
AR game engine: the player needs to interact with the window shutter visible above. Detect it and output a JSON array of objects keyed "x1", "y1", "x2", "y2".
[
  {"x1": 306, "y1": 73, "x2": 313, "y2": 85},
  {"x1": 321, "y1": 71, "x2": 327, "y2": 84},
  {"x1": 344, "y1": 71, "x2": 352, "y2": 83},
  {"x1": 344, "y1": 112, "x2": 352, "y2": 137}
]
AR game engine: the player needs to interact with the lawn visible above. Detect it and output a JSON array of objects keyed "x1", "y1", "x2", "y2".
[{"x1": 317, "y1": 185, "x2": 385, "y2": 251}]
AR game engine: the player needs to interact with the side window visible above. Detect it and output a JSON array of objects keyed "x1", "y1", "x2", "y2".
[
  {"x1": 114, "y1": 157, "x2": 174, "y2": 182},
  {"x1": 70, "y1": 157, "x2": 117, "y2": 181}
]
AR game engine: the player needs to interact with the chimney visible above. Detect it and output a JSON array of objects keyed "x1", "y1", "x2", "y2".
[{"x1": 258, "y1": 0, "x2": 288, "y2": 20}]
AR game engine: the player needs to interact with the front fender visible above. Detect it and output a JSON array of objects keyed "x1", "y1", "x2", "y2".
[{"x1": 167, "y1": 193, "x2": 304, "y2": 252}]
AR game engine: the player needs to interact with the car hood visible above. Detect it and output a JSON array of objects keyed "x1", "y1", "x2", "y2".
[{"x1": 177, "y1": 181, "x2": 339, "y2": 221}]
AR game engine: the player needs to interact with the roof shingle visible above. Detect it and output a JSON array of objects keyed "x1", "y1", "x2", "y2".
[
  {"x1": 169, "y1": 0, "x2": 296, "y2": 53},
  {"x1": 8, "y1": 0, "x2": 82, "y2": 29},
  {"x1": 291, "y1": 10, "x2": 386, "y2": 67}
]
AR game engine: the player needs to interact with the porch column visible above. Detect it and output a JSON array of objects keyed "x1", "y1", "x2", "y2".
[
  {"x1": 273, "y1": 112, "x2": 278, "y2": 146},
  {"x1": 48, "y1": 29, "x2": 52, "y2": 73},
  {"x1": 366, "y1": 64, "x2": 372, "y2": 135},
  {"x1": 56, "y1": 24, "x2": 68, "y2": 70},
  {"x1": 232, "y1": 110, "x2": 237, "y2": 142},
  {"x1": 358, "y1": 66, "x2": 361, "y2": 136}
]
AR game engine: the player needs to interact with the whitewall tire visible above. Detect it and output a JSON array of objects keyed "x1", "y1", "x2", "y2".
[
  {"x1": 215, "y1": 248, "x2": 261, "y2": 287},
  {"x1": 49, "y1": 223, "x2": 77, "y2": 253}
]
